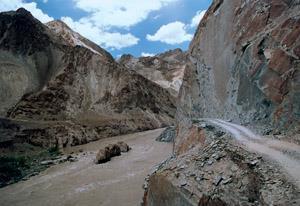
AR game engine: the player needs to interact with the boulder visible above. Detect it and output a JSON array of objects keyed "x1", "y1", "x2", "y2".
[
  {"x1": 95, "y1": 147, "x2": 111, "y2": 164},
  {"x1": 116, "y1": 141, "x2": 131, "y2": 152},
  {"x1": 107, "y1": 144, "x2": 121, "y2": 157},
  {"x1": 95, "y1": 143, "x2": 129, "y2": 164}
]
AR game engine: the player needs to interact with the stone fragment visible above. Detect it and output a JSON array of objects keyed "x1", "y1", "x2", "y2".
[
  {"x1": 222, "y1": 178, "x2": 232, "y2": 185},
  {"x1": 214, "y1": 176, "x2": 223, "y2": 186},
  {"x1": 40, "y1": 160, "x2": 55, "y2": 165},
  {"x1": 180, "y1": 180, "x2": 187, "y2": 187}
]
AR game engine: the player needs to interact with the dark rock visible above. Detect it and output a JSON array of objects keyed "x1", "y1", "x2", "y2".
[
  {"x1": 107, "y1": 144, "x2": 121, "y2": 157},
  {"x1": 156, "y1": 126, "x2": 176, "y2": 142}
]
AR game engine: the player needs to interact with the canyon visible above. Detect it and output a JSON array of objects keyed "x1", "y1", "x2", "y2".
[{"x1": 0, "y1": 0, "x2": 300, "y2": 205}]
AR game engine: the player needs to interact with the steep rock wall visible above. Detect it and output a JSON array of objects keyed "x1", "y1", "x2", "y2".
[{"x1": 176, "y1": 0, "x2": 300, "y2": 146}]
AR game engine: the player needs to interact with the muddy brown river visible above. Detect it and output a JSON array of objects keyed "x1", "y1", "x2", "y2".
[{"x1": 0, "y1": 128, "x2": 172, "y2": 206}]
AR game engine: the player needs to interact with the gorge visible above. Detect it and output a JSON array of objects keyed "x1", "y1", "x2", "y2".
[{"x1": 0, "y1": 0, "x2": 300, "y2": 205}]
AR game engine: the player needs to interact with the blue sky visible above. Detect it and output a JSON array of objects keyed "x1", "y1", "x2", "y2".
[{"x1": 1, "y1": 0, "x2": 212, "y2": 57}]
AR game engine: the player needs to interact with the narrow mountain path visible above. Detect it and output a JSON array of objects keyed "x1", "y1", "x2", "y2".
[
  {"x1": 204, "y1": 118, "x2": 300, "y2": 188},
  {"x1": 0, "y1": 128, "x2": 172, "y2": 206}
]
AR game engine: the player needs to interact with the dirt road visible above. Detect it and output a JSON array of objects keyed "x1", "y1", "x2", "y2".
[
  {"x1": 206, "y1": 119, "x2": 300, "y2": 188},
  {"x1": 0, "y1": 128, "x2": 172, "y2": 206}
]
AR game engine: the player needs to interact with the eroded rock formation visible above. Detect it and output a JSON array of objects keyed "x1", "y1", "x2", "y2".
[{"x1": 0, "y1": 8, "x2": 176, "y2": 149}]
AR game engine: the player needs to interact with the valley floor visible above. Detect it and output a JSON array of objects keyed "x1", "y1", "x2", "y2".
[{"x1": 0, "y1": 128, "x2": 172, "y2": 206}]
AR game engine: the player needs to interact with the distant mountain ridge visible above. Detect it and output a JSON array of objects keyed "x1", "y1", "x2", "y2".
[{"x1": 118, "y1": 48, "x2": 187, "y2": 97}]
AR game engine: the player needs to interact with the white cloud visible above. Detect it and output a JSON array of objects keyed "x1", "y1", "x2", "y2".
[
  {"x1": 0, "y1": 0, "x2": 53, "y2": 23},
  {"x1": 60, "y1": 0, "x2": 178, "y2": 50},
  {"x1": 141, "y1": 52, "x2": 155, "y2": 57},
  {"x1": 61, "y1": 17, "x2": 139, "y2": 50},
  {"x1": 146, "y1": 21, "x2": 193, "y2": 45},
  {"x1": 73, "y1": 0, "x2": 177, "y2": 28},
  {"x1": 43, "y1": 0, "x2": 48, "y2": 3},
  {"x1": 190, "y1": 10, "x2": 206, "y2": 28}
]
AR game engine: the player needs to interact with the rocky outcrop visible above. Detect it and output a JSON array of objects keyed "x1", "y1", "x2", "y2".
[
  {"x1": 145, "y1": 0, "x2": 300, "y2": 205},
  {"x1": 0, "y1": 8, "x2": 176, "y2": 148},
  {"x1": 144, "y1": 126, "x2": 300, "y2": 206},
  {"x1": 119, "y1": 49, "x2": 187, "y2": 96},
  {"x1": 155, "y1": 126, "x2": 175, "y2": 142}
]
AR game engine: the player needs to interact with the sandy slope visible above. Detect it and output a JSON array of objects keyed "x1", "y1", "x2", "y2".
[{"x1": 0, "y1": 128, "x2": 172, "y2": 206}]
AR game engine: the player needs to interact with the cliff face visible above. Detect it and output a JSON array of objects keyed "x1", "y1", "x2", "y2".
[
  {"x1": 0, "y1": 8, "x2": 175, "y2": 148},
  {"x1": 119, "y1": 49, "x2": 187, "y2": 97},
  {"x1": 144, "y1": 1, "x2": 300, "y2": 205},
  {"x1": 177, "y1": 0, "x2": 300, "y2": 140}
]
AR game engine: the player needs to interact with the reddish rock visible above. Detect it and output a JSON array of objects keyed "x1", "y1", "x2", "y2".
[
  {"x1": 175, "y1": 125, "x2": 205, "y2": 155},
  {"x1": 269, "y1": 49, "x2": 292, "y2": 75},
  {"x1": 269, "y1": 2, "x2": 287, "y2": 19},
  {"x1": 282, "y1": 26, "x2": 300, "y2": 47}
]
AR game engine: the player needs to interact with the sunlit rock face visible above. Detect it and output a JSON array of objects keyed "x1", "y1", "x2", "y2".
[
  {"x1": 118, "y1": 49, "x2": 188, "y2": 97},
  {"x1": 0, "y1": 8, "x2": 176, "y2": 148}
]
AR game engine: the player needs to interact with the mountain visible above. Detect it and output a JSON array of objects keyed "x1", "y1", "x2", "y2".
[
  {"x1": 46, "y1": 20, "x2": 113, "y2": 58},
  {"x1": 0, "y1": 8, "x2": 175, "y2": 149},
  {"x1": 144, "y1": 0, "x2": 300, "y2": 205},
  {"x1": 118, "y1": 49, "x2": 187, "y2": 97}
]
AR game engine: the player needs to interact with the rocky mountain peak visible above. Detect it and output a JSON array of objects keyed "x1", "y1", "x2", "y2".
[
  {"x1": 46, "y1": 20, "x2": 113, "y2": 60},
  {"x1": 0, "y1": 8, "x2": 52, "y2": 55},
  {"x1": 16, "y1": 7, "x2": 31, "y2": 16}
]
